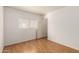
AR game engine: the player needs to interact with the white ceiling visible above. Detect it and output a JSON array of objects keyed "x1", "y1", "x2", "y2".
[{"x1": 9, "y1": 6, "x2": 65, "y2": 15}]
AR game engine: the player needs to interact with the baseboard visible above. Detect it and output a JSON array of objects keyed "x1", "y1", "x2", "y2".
[
  {"x1": 49, "y1": 39, "x2": 79, "y2": 51},
  {"x1": 4, "y1": 36, "x2": 47, "y2": 47},
  {"x1": 37, "y1": 36, "x2": 47, "y2": 39}
]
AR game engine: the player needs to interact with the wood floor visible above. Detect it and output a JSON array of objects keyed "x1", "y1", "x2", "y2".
[{"x1": 3, "y1": 38, "x2": 79, "y2": 53}]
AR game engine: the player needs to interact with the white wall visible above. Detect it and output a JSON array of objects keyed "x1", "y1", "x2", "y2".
[
  {"x1": 0, "y1": 6, "x2": 3, "y2": 52},
  {"x1": 47, "y1": 7, "x2": 79, "y2": 50},
  {"x1": 4, "y1": 7, "x2": 47, "y2": 46}
]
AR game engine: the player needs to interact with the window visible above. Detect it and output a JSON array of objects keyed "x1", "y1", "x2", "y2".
[
  {"x1": 19, "y1": 19, "x2": 30, "y2": 29},
  {"x1": 19, "y1": 18, "x2": 38, "y2": 29}
]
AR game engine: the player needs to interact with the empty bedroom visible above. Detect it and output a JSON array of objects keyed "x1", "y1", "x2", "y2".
[{"x1": 0, "y1": 6, "x2": 79, "y2": 53}]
